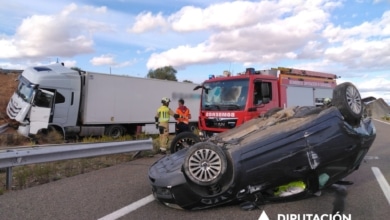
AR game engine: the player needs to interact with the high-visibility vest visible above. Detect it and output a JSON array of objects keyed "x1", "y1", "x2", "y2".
[
  {"x1": 176, "y1": 107, "x2": 191, "y2": 124},
  {"x1": 157, "y1": 106, "x2": 171, "y2": 122}
]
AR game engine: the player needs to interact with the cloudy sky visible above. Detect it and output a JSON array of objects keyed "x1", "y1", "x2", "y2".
[{"x1": 0, "y1": 0, "x2": 389, "y2": 102}]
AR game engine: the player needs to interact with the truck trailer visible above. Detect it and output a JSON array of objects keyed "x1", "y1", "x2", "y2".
[{"x1": 6, "y1": 64, "x2": 200, "y2": 138}]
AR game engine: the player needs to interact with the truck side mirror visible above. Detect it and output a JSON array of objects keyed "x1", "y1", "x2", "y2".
[{"x1": 193, "y1": 85, "x2": 209, "y2": 94}]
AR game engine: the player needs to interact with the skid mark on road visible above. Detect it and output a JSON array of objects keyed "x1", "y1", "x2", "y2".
[
  {"x1": 98, "y1": 194, "x2": 155, "y2": 220},
  {"x1": 372, "y1": 167, "x2": 390, "y2": 206}
]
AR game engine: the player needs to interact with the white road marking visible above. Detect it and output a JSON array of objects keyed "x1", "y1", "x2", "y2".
[
  {"x1": 364, "y1": 156, "x2": 379, "y2": 160},
  {"x1": 374, "y1": 119, "x2": 390, "y2": 125},
  {"x1": 372, "y1": 167, "x2": 390, "y2": 206},
  {"x1": 98, "y1": 194, "x2": 155, "y2": 220}
]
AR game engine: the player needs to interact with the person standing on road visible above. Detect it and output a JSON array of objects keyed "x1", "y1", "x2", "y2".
[
  {"x1": 155, "y1": 97, "x2": 179, "y2": 153},
  {"x1": 175, "y1": 98, "x2": 192, "y2": 134}
]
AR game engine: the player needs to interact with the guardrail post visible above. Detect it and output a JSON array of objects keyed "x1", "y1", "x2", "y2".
[{"x1": 6, "y1": 167, "x2": 12, "y2": 190}]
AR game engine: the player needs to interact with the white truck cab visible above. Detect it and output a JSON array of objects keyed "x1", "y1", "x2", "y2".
[{"x1": 7, "y1": 64, "x2": 81, "y2": 137}]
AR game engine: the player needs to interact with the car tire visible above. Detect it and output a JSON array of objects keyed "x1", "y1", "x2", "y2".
[
  {"x1": 170, "y1": 132, "x2": 201, "y2": 154},
  {"x1": 183, "y1": 143, "x2": 227, "y2": 186},
  {"x1": 332, "y1": 82, "x2": 363, "y2": 126}
]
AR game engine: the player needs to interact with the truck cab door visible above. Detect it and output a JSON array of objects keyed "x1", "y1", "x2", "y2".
[{"x1": 30, "y1": 89, "x2": 54, "y2": 134}]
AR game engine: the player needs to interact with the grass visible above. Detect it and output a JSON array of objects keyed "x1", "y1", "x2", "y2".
[
  {"x1": 0, "y1": 132, "x2": 165, "y2": 193},
  {"x1": 382, "y1": 115, "x2": 390, "y2": 121}
]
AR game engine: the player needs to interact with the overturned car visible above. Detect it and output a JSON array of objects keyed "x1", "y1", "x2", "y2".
[{"x1": 148, "y1": 82, "x2": 376, "y2": 210}]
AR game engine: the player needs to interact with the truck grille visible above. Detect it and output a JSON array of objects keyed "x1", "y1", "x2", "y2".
[
  {"x1": 6, "y1": 98, "x2": 21, "y2": 119},
  {"x1": 205, "y1": 118, "x2": 237, "y2": 129}
]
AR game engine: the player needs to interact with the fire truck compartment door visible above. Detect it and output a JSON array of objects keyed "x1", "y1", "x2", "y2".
[{"x1": 286, "y1": 87, "x2": 314, "y2": 107}]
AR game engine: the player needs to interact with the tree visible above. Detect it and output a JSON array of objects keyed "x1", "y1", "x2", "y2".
[
  {"x1": 147, "y1": 66, "x2": 178, "y2": 81},
  {"x1": 183, "y1": 80, "x2": 193, "y2": 83}
]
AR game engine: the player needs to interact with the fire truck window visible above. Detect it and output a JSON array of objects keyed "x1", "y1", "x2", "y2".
[
  {"x1": 238, "y1": 86, "x2": 248, "y2": 105},
  {"x1": 254, "y1": 82, "x2": 272, "y2": 105},
  {"x1": 261, "y1": 83, "x2": 270, "y2": 97},
  {"x1": 254, "y1": 82, "x2": 262, "y2": 104},
  {"x1": 221, "y1": 86, "x2": 241, "y2": 102}
]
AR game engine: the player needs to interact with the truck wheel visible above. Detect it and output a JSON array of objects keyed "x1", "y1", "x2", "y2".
[
  {"x1": 183, "y1": 143, "x2": 227, "y2": 186},
  {"x1": 332, "y1": 82, "x2": 363, "y2": 126},
  {"x1": 188, "y1": 123, "x2": 197, "y2": 132},
  {"x1": 170, "y1": 132, "x2": 201, "y2": 153},
  {"x1": 36, "y1": 125, "x2": 64, "y2": 144},
  {"x1": 105, "y1": 125, "x2": 125, "y2": 138}
]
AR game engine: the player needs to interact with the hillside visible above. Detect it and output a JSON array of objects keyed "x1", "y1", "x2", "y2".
[{"x1": 0, "y1": 73, "x2": 18, "y2": 126}]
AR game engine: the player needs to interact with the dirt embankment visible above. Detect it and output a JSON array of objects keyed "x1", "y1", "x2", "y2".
[{"x1": 0, "y1": 73, "x2": 18, "y2": 125}]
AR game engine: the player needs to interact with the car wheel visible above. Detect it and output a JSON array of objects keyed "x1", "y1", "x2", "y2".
[
  {"x1": 183, "y1": 143, "x2": 227, "y2": 186},
  {"x1": 170, "y1": 132, "x2": 201, "y2": 153},
  {"x1": 332, "y1": 82, "x2": 363, "y2": 126}
]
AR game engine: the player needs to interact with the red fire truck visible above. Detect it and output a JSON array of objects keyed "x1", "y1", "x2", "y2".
[
  {"x1": 170, "y1": 67, "x2": 337, "y2": 153},
  {"x1": 196, "y1": 67, "x2": 337, "y2": 134}
]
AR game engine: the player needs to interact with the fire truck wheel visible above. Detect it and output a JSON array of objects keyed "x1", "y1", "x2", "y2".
[
  {"x1": 105, "y1": 125, "x2": 125, "y2": 139},
  {"x1": 332, "y1": 82, "x2": 363, "y2": 126},
  {"x1": 170, "y1": 132, "x2": 201, "y2": 154},
  {"x1": 183, "y1": 142, "x2": 227, "y2": 186}
]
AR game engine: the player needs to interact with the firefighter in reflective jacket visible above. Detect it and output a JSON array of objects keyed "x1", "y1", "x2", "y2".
[
  {"x1": 155, "y1": 97, "x2": 179, "y2": 153},
  {"x1": 175, "y1": 98, "x2": 192, "y2": 134}
]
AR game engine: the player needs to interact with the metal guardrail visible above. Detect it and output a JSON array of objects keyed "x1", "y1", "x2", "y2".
[
  {"x1": 0, "y1": 123, "x2": 8, "y2": 134},
  {"x1": 0, "y1": 138, "x2": 153, "y2": 189}
]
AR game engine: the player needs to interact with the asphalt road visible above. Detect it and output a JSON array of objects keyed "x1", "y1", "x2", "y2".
[{"x1": 0, "y1": 120, "x2": 389, "y2": 220}]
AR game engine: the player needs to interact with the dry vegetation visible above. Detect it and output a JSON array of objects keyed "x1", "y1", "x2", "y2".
[
  {"x1": 0, "y1": 73, "x2": 19, "y2": 127},
  {"x1": 0, "y1": 73, "x2": 161, "y2": 195}
]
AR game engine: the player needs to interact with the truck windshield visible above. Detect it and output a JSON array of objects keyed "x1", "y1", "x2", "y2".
[
  {"x1": 16, "y1": 76, "x2": 35, "y2": 103},
  {"x1": 201, "y1": 79, "x2": 249, "y2": 111}
]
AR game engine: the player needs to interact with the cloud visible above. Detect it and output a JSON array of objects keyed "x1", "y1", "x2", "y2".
[
  {"x1": 355, "y1": 77, "x2": 390, "y2": 93},
  {"x1": 141, "y1": 0, "x2": 390, "y2": 78},
  {"x1": 90, "y1": 54, "x2": 136, "y2": 68},
  {"x1": 62, "y1": 60, "x2": 77, "y2": 67},
  {"x1": 129, "y1": 12, "x2": 167, "y2": 33},
  {"x1": 323, "y1": 11, "x2": 390, "y2": 42},
  {"x1": 322, "y1": 11, "x2": 390, "y2": 70},
  {"x1": 90, "y1": 54, "x2": 116, "y2": 66},
  {"x1": 145, "y1": 0, "x2": 334, "y2": 69},
  {"x1": 0, "y1": 3, "x2": 112, "y2": 60},
  {"x1": 130, "y1": 1, "x2": 283, "y2": 33},
  {"x1": 0, "y1": 59, "x2": 77, "y2": 70},
  {"x1": 350, "y1": 76, "x2": 390, "y2": 103}
]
